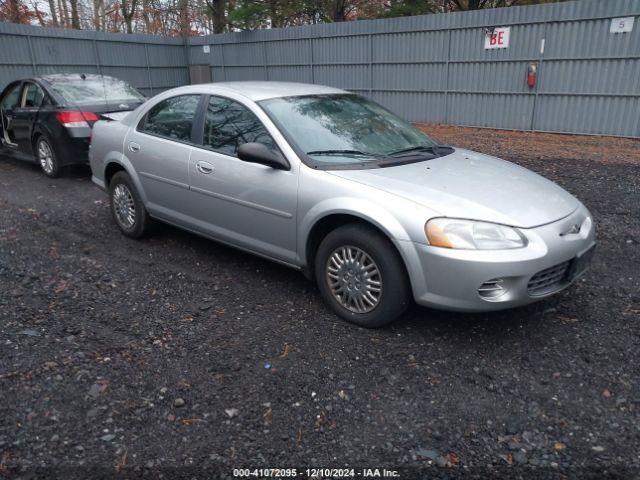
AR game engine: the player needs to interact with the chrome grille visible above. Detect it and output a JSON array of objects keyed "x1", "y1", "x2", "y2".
[
  {"x1": 527, "y1": 261, "x2": 571, "y2": 296},
  {"x1": 478, "y1": 278, "x2": 506, "y2": 299}
]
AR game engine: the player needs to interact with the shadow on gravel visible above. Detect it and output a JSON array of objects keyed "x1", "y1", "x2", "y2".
[{"x1": 0, "y1": 154, "x2": 93, "y2": 179}]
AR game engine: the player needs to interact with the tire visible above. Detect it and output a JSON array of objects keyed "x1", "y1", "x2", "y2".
[
  {"x1": 36, "y1": 135, "x2": 61, "y2": 178},
  {"x1": 109, "y1": 171, "x2": 153, "y2": 238},
  {"x1": 315, "y1": 223, "x2": 410, "y2": 328}
]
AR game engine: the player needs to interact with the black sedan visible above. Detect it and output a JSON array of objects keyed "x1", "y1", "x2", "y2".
[{"x1": 0, "y1": 74, "x2": 145, "y2": 178}]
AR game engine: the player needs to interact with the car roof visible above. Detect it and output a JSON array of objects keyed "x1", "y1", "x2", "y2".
[{"x1": 180, "y1": 81, "x2": 347, "y2": 102}]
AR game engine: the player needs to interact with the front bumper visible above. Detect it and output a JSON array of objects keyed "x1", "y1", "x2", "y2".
[{"x1": 402, "y1": 205, "x2": 596, "y2": 312}]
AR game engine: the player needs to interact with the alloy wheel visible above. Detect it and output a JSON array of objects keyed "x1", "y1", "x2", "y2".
[
  {"x1": 326, "y1": 245, "x2": 382, "y2": 314},
  {"x1": 38, "y1": 140, "x2": 54, "y2": 175},
  {"x1": 112, "y1": 184, "x2": 136, "y2": 229}
]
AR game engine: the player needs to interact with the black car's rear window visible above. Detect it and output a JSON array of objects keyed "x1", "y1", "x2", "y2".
[{"x1": 47, "y1": 76, "x2": 144, "y2": 106}]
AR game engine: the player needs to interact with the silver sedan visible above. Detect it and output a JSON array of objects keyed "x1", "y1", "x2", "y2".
[{"x1": 89, "y1": 82, "x2": 596, "y2": 328}]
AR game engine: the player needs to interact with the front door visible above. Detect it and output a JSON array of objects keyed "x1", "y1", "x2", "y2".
[
  {"x1": 0, "y1": 82, "x2": 22, "y2": 148},
  {"x1": 11, "y1": 82, "x2": 45, "y2": 154},
  {"x1": 188, "y1": 95, "x2": 298, "y2": 263},
  {"x1": 125, "y1": 94, "x2": 202, "y2": 222}
]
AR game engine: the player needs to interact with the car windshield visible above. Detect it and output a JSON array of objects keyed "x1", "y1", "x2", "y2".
[
  {"x1": 47, "y1": 75, "x2": 145, "y2": 106},
  {"x1": 259, "y1": 94, "x2": 440, "y2": 167}
]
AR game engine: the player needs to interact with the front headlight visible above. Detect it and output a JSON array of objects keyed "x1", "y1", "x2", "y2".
[{"x1": 425, "y1": 218, "x2": 526, "y2": 250}]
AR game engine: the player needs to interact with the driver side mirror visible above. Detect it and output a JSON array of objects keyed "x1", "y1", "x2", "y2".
[{"x1": 237, "y1": 142, "x2": 289, "y2": 171}]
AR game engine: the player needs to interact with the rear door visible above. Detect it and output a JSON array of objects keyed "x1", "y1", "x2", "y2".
[
  {"x1": 11, "y1": 82, "x2": 46, "y2": 154},
  {"x1": 187, "y1": 94, "x2": 298, "y2": 263},
  {"x1": 124, "y1": 94, "x2": 202, "y2": 222}
]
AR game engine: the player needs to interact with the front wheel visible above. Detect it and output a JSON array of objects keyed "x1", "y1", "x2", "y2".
[
  {"x1": 109, "y1": 171, "x2": 154, "y2": 238},
  {"x1": 315, "y1": 223, "x2": 410, "y2": 328},
  {"x1": 36, "y1": 136, "x2": 61, "y2": 178}
]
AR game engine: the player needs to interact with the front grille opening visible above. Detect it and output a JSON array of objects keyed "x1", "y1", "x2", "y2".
[
  {"x1": 527, "y1": 260, "x2": 571, "y2": 296},
  {"x1": 478, "y1": 278, "x2": 507, "y2": 299}
]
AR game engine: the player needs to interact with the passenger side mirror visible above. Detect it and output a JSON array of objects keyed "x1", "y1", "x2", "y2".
[{"x1": 237, "y1": 143, "x2": 289, "y2": 170}]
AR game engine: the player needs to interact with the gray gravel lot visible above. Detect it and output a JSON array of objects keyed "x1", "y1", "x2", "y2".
[{"x1": 1, "y1": 127, "x2": 639, "y2": 479}]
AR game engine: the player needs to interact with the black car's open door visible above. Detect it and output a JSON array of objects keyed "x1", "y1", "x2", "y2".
[
  {"x1": 0, "y1": 81, "x2": 22, "y2": 148},
  {"x1": 10, "y1": 82, "x2": 45, "y2": 154}
]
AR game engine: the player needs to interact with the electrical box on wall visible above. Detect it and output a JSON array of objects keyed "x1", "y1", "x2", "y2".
[{"x1": 189, "y1": 65, "x2": 212, "y2": 84}]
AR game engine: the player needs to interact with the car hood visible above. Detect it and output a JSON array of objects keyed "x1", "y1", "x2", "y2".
[{"x1": 326, "y1": 148, "x2": 579, "y2": 229}]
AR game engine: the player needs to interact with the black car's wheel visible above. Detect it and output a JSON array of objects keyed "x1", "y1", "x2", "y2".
[
  {"x1": 109, "y1": 171, "x2": 153, "y2": 238},
  {"x1": 36, "y1": 136, "x2": 61, "y2": 178},
  {"x1": 315, "y1": 223, "x2": 410, "y2": 328}
]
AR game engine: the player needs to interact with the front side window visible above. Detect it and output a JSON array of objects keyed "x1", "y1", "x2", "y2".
[
  {"x1": 22, "y1": 83, "x2": 45, "y2": 108},
  {"x1": 1, "y1": 84, "x2": 22, "y2": 111},
  {"x1": 203, "y1": 96, "x2": 277, "y2": 156},
  {"x1": 140, "y1": 95, "x2": 200, "y2": 142}
]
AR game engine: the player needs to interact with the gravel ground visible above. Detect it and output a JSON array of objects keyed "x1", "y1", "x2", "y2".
[{"x1": 1, "y1": 125, "x2": 639, "y2": 479}]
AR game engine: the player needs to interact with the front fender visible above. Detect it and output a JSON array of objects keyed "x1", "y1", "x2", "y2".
[{"x1": 298, "y1": 196, "x2": 413, "y2": 268}]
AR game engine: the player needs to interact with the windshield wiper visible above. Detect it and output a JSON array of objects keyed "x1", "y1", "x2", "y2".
[
  {"x1": 389, "y1": 144, "x2": 451, "y2": 157},
  {"x1": 306, "y1": 149, "x2": 385, "y2": 158}
]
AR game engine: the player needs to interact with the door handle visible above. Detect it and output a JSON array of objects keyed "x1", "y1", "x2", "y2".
[
  {"x1": 196, "y1": 161, "x2": 214, "y2": 174},
  {"x1": 128, "y1": 142, "x2": 140, "y2": 153}
]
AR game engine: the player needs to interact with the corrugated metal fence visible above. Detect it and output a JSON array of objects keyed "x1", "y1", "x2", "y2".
[
  {"x1": 1, "y1": 0, "x2": 639, "y2": 137},
  {"x1": 189, "y1": 0, "x2": 640, "y2": 138},
  {"x1": 0, "y1": 22, "x2": 188, "y2": 97}
]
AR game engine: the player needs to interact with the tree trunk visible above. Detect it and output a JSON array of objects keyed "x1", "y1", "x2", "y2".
[
  {"x1": 121, "y1": 0, "x2": 137, "y2": 34},
  {"x1": 69, "y1": 0, "x2": 80, "y2": 28},
  {"x1": 330, "y1": 0, "x2": 347, "y2": 22},
  {"x1": 59, "y1": 0, "x2": 70, "y2": 27},
  {"x1": 92, "y1": 0, "x2": 102, "y2": 30},
  {"x1": 33, "y1": 3, "x2": 47, "y2": 25},
  {"x1": 178, "y1": 0, "x2": 189, "y2": 36},
  {"x1": 48, "y1": 0, "x2": 59, "y2": 26},
  {"x1": 141, "y1": 0, "x2": 151, "y2": 33},
  {"x1": 209, "y1": 0, "x2": 225, "y2": 34},
  {"x1": 268, "y1": 0, "x2": 280, "y2": 28}
]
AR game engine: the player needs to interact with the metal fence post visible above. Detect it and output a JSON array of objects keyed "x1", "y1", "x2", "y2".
[
  {"x1": 26, "y1": 35, "x2": 37, "y2": 75},
  {"x1": 262, "y1": 41, "x2": 269, "y2": 80},
  {"x1": 144, "y1": 43, "x2": 154, "y2": 95},
  {"x1": 368, "y1": 34, "x2": 373, "y2": 98},
  {"x1": 529, "y1": 21, "x2": 548, "y2": 132},
  {"x1": 220, "y1": 43, "x2": 226, "y2": 81},
  {"x1": 309, "y1": 37, "x2": 315, "y2": 84},
  {"x1": 183, "y1": 36, "x2": 191, "y2": 84},
  {"x1": 92, "y1": 38, "x2": 102, "y2": 75},
  {"x1": 443, "y1": 29, "x2": 452, "y2": 125}
]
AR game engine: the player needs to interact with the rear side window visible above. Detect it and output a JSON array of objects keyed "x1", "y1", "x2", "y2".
[
  {"x1": 203, "y1": 96, "x2": 277, "y2": 156},
  {"x1": 22, "y1": 83, "x2": 45, "y2": 108},
  {"x1": 140, "y1": 95, "x2": 200, "y2": 142}
]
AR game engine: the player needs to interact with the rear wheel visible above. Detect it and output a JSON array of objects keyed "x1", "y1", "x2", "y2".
[
  {"x1": 109, "y1": 171, "x2": 153, "y2": 238},
  {"x1": 315, "y1": 223, "x2": 410, "y2": 328},
  {"x1": 36, "y1": 136, "x2": 61, "y2": 178}
]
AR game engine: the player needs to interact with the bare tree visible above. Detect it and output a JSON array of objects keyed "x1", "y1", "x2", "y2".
[
  {"x1": 120, "y1": 0, "x2": 138, "y2": 33},
  {"x1": 47, "y1": 0, "x2": 59, "y2": 25},
  {"x1": 58, "y1": 0, "x2": 70, "y2": 27},
  {"x1": 69, "y1": 0, "x2": 80, "y2": 27},
  {"x1": 177, "y1": 0, "x2": 189, "y2": 34},
  {"x1": 92, "y1": 0, "x2": 103, "y2": 29}
]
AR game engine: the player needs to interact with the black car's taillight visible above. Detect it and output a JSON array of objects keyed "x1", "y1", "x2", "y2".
[{"x1": 55, "y1": 111, "x2": 99, "y2": 128}]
